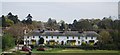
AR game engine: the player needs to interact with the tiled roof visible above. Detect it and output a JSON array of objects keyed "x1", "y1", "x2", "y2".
[{"x1": 25, "y1": 30, "x2": 99, "y2": 37}]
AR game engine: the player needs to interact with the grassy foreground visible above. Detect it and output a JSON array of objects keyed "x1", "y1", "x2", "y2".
[
  {"x1": 29, "y1": 48, "x2": 120, "y2": 55},
  {"x1": 5, "y1": 48, "x2": 120, "y2": 55},
  {"x1": 31, "y1": 48, "x2": 120, "y2": 53}
]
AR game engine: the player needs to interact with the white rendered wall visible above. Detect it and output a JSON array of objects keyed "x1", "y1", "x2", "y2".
[{"x1": 24, "y1": 35, "x2": 98, "y2": 45}]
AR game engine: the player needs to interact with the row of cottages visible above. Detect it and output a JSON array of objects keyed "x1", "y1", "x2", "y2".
[{"x1": 24, "y1": 30, "x2": 99, "y2": 46}]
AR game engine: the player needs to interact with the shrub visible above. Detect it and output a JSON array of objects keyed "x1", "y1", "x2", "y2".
[{"x1": 2, "y1": 33, "x2": 15, "y2": 51}]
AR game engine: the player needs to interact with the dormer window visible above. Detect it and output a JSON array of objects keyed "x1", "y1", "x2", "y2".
[
  {"x1": 78, "y1": 31, "x2": 83, "y2": 33},
  {"x1": 40, "y1": 30, "x2": 44, "y2": 33},
  {"x1": 59, "y1": 31, "x2": 64, "y2": 33},
  {"x1": 91, "y1": 37, "x2": 93, "y2": 39}
]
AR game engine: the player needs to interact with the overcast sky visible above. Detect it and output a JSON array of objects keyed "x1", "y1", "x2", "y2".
[
  {"x1": 1, "y1": 0, "x2": 120, "y2": 2},
  {"x1": 2, "y1": 2, "x2": 118, "y2": 23}
]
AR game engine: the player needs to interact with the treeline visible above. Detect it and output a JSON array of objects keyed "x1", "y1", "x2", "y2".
[
  {"x1": 1, "y1": 12, "x2": 40, "y2": 50},
  {"x1": 1, "y1": 12, "x2": 120, "y2": 50},
  {"x1": 1, "y1": 12, "x2": 120, "y2": 31}
]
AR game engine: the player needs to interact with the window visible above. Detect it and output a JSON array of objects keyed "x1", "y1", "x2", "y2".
[
  {"x1": 46, "y1": 36, "x2": 48, "y2": 39},
  {"x1": 73, "y1": 36, "x2": 74, "y2": 39},
  {"x1": 57, "y1": 36, "x2": 59, "y2": 39},
  {"x1": 85, "y1": 41, "x2": 87, "y2": 44},
  {"x1": 85, "y1": 37, "x2": 87, "y2": 39},
  {"x1": 46, "y1": 40, "x2": 49, "y2": 44},
  {"x1": 61, "y1": 41, "x2": 64, "y2": 45},
  {"x1": 27, "y1": 36, "x2": 29, "y2": 38},
  {"x1": 89, "y1": 40, "x2": 94, "y2": 43},
  {"x1": 78, "y1": 36, "x2": 80, "y2": 39},
  {"x1": 78, "y1": 41, "x2": 80, "y2": 44},
  {"x1": 33, "y1": 36, "x2": 35, "y2": 38},
  {"x1": 51, "y1": 36, "x2": 53, "y2": 39},
  {"x1": 67, "y1": 36, "x2": 69, "y2": 39},
  {"x1": 46, "y1": 41, "x2": 48, "y2": 43},
  {"x1": 39, "y1": 36, "x2": 41, "y2": 38}
]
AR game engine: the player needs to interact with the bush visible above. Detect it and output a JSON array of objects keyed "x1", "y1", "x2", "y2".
[
  {"x1": 2, "y1": 33, "x2": 15, "y2": 51},
  {"x1": 99, "y1": 43, "x2": 118, "y2": 50},
  {"x1": 81, "y1": 42, "x2": 87, "y2": 46}
]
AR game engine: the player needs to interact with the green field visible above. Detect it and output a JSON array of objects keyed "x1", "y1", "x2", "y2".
[
  {"x1": 31, "y1": 48, "x2": 119, "y2": 53},
  {"x1": 24, "y1": 48, "x2": 120, "y2": 55},
  {"x1": 5, "y1": 48, "x2": 120, "y2": 55}
]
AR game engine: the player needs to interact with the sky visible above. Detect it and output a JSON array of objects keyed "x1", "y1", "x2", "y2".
[
  {"x1": 1, "y1": 0, "x2": 120, "y2": 2},
  {"x1": 0, "y1": 2, "x2": 2, "y2": 16},
  {"x1": 1, "y1": 1, "x2": 119, "y2": 23}
]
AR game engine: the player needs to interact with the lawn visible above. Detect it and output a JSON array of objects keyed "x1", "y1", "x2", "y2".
[
  {"x1": 31, "y1": 48, "x2": 119, "y2": 53},
  {"x1": 6, "y1": 48, "x2": 120, "y2": 55},
  {"x1": 30, "y1": 48, "x2": 120, "y2": 55}
]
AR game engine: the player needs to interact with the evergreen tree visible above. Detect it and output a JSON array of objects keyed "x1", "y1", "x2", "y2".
[
  {"x1": 7, "y1": 12, "x2": 20, "y2": 24},
  {"x1": 60, "y1": 21, "x2": 65, "y2": 31},
  {"x1": 26, "y1": 14, "x2": 32, "y2": 24},
  {"x1": 2, "y1": 15, "x2": 6, "y2": 27}
]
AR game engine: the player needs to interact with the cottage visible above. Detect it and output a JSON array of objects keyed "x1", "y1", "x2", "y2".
[{"x1": 24, "y1": 30, "x2": 99, "y2": 46}]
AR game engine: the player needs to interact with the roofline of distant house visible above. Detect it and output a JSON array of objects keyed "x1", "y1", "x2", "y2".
[{"x1": 24, "y1": 30, "x2": 99, "y2": 37}]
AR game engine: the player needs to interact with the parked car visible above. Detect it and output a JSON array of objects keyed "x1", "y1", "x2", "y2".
[
  {"x1": 22, "y1": 46, "x2": 31, "y2": 51},
  {"x1": 37, "y1": 47, "x2": 46, "y2": 51}
]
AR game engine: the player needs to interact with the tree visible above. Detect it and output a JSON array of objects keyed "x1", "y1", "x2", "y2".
[
  {"x1": 5, "y1": 23, "x2": 24, "y2": 37},
  {"x1": 47, "y1": 18, "x2": 52, "y2": 25},
  {"x1": 2, "y1": 33, "x2": 15, "y2": 50},
  {"x1": 112, "y1": 20, "x2": 120, "y2": 30},
  {"x1": 110, "y1": 30, "x2": 120, "y2": 49},
  {"x1": 68, "y1": 24, "x2": 73, "y2": 31},
  {"x1": 2, "y1": 16, "x2": 14, "y2": 27},
  {"x1": 13, "y1": 15, "x2": 20, "y2": 24},
  {"x1": 5, "y1": 18, "x2": 14, "y2": 27},
  {"x1": 7, "y1": 12, "x2": 12, "y2": 16},
  {"x1": 1, "y1": 15, "x2": 14, "y2": 27},
  {"x1": 97, "y1": 30, "x2": 115, "y2": 50},
  {"x1": 98, "y1": 17, "x2": 113, "y2": 29},
  {"x1": 73, "y1": 19, "x2": 77, "y2": 25},
  {"x1": 39, "y1": 38, "x2": 44, "y2": 44},
  {"x1": 72, "y1": 19, "x2": 78, "y2": 31},
  {"x1": 32, "y1": 21, "x2": 44, "y2": 29},
  {"x1": 1, "y1": 15, "x2": 6, "y2": 27},
  {"x1": 59, "y1": 20, "x2": 65, "y2": 31},
  {"x1": 93, "y1": 24, "x2": 98, "y2": 29},
  {"x1": 26, "y1": 14, "x2": 32, "y2": 24},
  {"x1": 4, "y1": 23, "x2": 26, "y2": 50},
  {"x1": 46, "y1": 18, "x2": 53, "y2": 30},
  {"x1": 7, "y1": 12, "x2": 20, "y2": 24},
  {"x1": 21, "y1": 19, "x2": 26, "y2": 24},
  {"x1": 99, "y1": 30, "x2": 112, "y2": 44},
  {"x1": 75, "y1": 19, "x2": 93, "y2": 31},
  {"x1": 46, "y1": 18, "x2": 59, "y2": 30}
]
